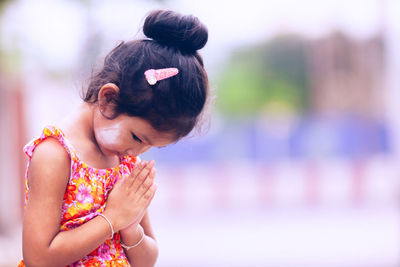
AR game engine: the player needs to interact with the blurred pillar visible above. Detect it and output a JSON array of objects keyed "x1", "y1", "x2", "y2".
[
  {"x1": 351, "y1": 160, "x2": 365, "y2": 206},
  {"x1": 382, "y1": 0, "x2": 400, "y2": 212},
  {"x1": 383, "y1": 0, "x2": 400, "y2": 160},
  {"x1": 305, "y1": 161, "x2": 320, "y2": 207},
  {"x1": 212, "y1": 164, "x2": 231, "y2": 211},
  {"x1": 258, "y1": 164, "x2": 275, "y2": 209},
  {"x1": 167, "y1": 168, "x2": 186, "y2": 213},
  {"x1": 0, "y1": 75, "x2": 25, "y2": 234}
]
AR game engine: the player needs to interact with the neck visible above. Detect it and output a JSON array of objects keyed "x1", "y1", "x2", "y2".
[
  {"x1": 61, "y1": 102, "x2": 98, "y2": 150},
  {"x1": 61, "y1": 102, "x2": 120, "y2": 167}
]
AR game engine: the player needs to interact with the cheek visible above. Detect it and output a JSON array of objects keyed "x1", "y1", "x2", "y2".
[{"x1": 96, "y1": 126, "x2": 125, "y2": 149}]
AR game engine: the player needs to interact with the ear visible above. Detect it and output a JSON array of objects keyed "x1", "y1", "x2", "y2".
[{"x1": 98, "y1": 83, "x2": 120, "y2": 119}]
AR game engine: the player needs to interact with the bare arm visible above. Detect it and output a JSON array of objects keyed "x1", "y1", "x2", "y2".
[
  {"x1": 22, "y1": 138, "x2": 157, "y2": 267},
  {"x1": 120, "y1": 211, "x2": 159, "y2": 267},
  {"x1": 23, "y1": 138, "x2": 114, "y2": 266}
]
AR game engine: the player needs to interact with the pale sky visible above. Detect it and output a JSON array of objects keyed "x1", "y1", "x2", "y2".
[{"x1": 1, "y1": 0, "x2": 399, "y2": 74}]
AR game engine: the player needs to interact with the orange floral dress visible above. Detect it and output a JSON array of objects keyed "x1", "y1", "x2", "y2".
[{"x1": 18, "y1": 126, "x2": 137, "y2": 266}]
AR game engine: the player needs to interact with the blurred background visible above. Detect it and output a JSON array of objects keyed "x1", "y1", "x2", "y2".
[{"x1": 1, "y1": 0, "x2": 400, "y2": 266}]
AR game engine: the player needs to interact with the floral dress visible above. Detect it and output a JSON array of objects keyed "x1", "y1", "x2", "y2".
[{"x1": 18, "y1": 126, "x2": 137, "y2": 266}]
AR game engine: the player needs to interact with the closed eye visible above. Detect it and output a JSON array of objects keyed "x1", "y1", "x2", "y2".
[{"x1": 131, "y1": 133, "x2": 143, "y2": 143}]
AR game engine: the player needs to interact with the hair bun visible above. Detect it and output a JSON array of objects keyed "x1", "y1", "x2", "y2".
[{"x1": 143, "y1": 10, "x2": 208, "y2": 54}]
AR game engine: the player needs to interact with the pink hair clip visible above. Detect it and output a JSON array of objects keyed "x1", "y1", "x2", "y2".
[{"x1": 144, "y1": 68, "x2": 179, "y2": 85}]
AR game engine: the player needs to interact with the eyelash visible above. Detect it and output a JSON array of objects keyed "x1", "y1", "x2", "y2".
[{"x1": 131, "y1": 133, "x2": 142, "y2": 143}]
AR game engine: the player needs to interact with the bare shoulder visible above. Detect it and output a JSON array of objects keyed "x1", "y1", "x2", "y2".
[
  {"x1": 23, "y1": 137, "x2": 73, "y2": 261},
  {"x1": 28, "y1": 137, "x2": 71, "y2": 197}
]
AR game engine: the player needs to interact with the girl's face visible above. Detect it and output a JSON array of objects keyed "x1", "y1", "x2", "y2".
[{"x1": 93, "y1": 112, "x2": 176, "y2": 158}]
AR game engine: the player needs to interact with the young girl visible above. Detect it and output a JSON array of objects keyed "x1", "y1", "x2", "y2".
[{"x1": 19, "y1": 9, "x2": 209, "y2": 267}]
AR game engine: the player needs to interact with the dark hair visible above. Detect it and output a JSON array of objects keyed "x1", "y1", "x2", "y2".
[{"x1": 84, "y1": 9, "x2": 209, "y2": 139}]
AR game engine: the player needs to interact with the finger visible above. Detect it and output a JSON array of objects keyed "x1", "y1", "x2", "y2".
[
  {"x1": 132, "y1": 160, "x2": 147, "y2": 178},
  {"x1": 132, "y1": 164, "x2": 154, "y2": 193},
  {"x1": 139, "y1": 183, "x2": 158, "y2": 208},
  {"x1": 128, "y1": 160, "x2": 147, "y2": 187},
  {"x1": 135, "y1": 168, "x2": 156, "y2": 197},
  {"x1": 131, "y1": 160, "x2": 155, "y2": 191}
]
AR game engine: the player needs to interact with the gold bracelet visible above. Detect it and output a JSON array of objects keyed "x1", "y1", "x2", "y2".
[{"x1": 120, "y1": 225, "x2": 145, "y2": 250}]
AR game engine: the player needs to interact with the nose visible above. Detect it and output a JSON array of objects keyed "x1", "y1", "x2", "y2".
[{"x1": 139, "y1": 144, "x2": 152, "y2": 155}]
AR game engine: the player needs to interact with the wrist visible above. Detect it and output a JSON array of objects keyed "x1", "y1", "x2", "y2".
[
  {"x1": 102, "y1": 210, "x2": 120, "y2": 232},
  {"x1": 120, "y1": 224, "x2": 145, "y2": 249}
]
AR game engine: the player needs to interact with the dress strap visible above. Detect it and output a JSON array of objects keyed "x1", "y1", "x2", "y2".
[{"x1": 24, "y1": 125, "x2": 77, "y2": 162}]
